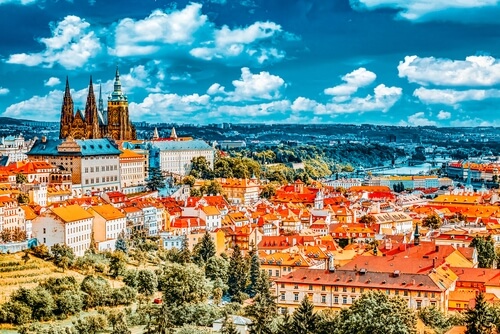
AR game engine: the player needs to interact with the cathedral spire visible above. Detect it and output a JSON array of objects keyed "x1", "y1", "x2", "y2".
[
  {"x1": 111, "y1": 67, "x2": 126, "y2": 101},
  {"x1": 85, "y1": 75, "x2": 99, "y2": 138},
  {"x1": 98, "y1": 83, "x2": 104, "y2": 115},
  {"x1": 59, "y1": 76, "x2": 74, "y2": 139}
]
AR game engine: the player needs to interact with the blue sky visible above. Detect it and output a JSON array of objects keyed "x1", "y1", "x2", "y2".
[{"x1": 1, "y1": 0, "x2": 500, "y2": 126}]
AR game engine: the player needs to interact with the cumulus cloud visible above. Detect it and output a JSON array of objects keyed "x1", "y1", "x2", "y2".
[
  {"x1": 437, "y1": 110, "x2": 451, "y2": 120},
  {"x1": 208, "y1": 67, "x2": 285, "y2": 102},
  {"x1": 403, "y1": 112, "x2": 437, "y2": 126},
  {"x1": 324, "y1": 67, "x2": 377, "y2": 100},
  {"x1": 291, "y1": 83, "x2": 402, "y2": 116},
  {"x1": 414, "y1": 87, "x2": 500, "y2": 105},
  {"x1": 44, "y1": 77, "x2": 61, "y2": 87},
  {"x1": 399, "y1": 55, "x2": 500, "y2": 86},
  {"x1": 350, "y1": 0, "x2": 500, "y2": 21},
  {"x1": 190, "y1": 21, "x2": 287, "y2": 65},
  {"x1": 129, "y1": 93, "x2": 210, "y2": 123},
  {"x1": 0, "y1": 87, "x2": 10, "y2": 95},
  {"x1": 113, "y1": 3, "x2": 207, "y2": 57},
  {"x1": 7, "y1": 15, "x2": 101, "y2": 69},
  {"x1": 211, "y1": 100, "x2": 291, "y2": 118}
]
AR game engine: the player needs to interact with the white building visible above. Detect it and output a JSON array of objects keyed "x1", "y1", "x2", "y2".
[
  {"x1": 32, "y1": 204, "x2": 94, "y2": 256},
  {"x1": 0, "y1": 134, "x2": 31, "y2": 164},
  {"x1": 0, "y1": 196, "x2": 25, "y2": 234},
  {"x1": 27, "y1": 137, "x2": 122, "y2": 195},
  {"x1": 88, "y1": 204, "x2": 127, "y2": 251},
  {"x1": 119, "y1": 149, "x2": 147, "y2": 195},
  {"x1": 149, "y1": 140, "x2": 215, "y2": 177}
]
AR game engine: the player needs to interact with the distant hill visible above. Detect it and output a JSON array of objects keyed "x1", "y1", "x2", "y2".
[{"x1": 0, "y1": 117, "x2": 29, "y2": 125}]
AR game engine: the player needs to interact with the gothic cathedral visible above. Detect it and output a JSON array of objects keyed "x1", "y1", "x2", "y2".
[{"x1": 59, "y1": 69, "x2": 137, "y2": 141}]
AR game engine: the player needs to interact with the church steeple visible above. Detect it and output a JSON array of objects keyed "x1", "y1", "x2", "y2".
[
  {"x1": 84, "y1": 76, "x2": 99, "y2": 138},
  {"x1": 59, "y1": 76, "x2": 74, "y2": 139},
  {"x1": 413, "y1": 223, "x2": 420, "y2": 246},
  {"x1": 98, "y1": 83, "x2": 104, "y2": 115},
  {"x1": 111, "y1": 67, "x2": 127, "y2": 101}
]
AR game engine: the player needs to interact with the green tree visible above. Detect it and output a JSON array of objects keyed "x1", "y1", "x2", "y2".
[
  {"x1": 190, "y1": 156, "x2": 213, "y2": 179},
  {"x1": 289, "y1": 297, "x2": 317, "y2": 334},
  {"x1": 246, "y1": 252, "x2": 261, "y2": 297},
  {"x1": 245, "y1": 270, "x2": 277, "y2": 334},
  {"x1": 260, "y1": 183, "x2": 277, "y2": 199},
  {"x1": 181, "y1": 175, "x2": 196, "y2": 187},
  {"x1": 227, "y1": 245, "x2": 247, "y2": 303},
  {"x1": 418, "y1": 306, "x2": 455, "y2": 334},
  {"x1": 190, "y1": 188, "x2": 202, "y2": 197},
  {"x1": 465, "y1": 292, "x2": 495, "y2": 334},
  {"x1": 16, "y1": 173, "x2": 28, "y2": 184},
  {"x1": 221, "y1": 315, "x2": 239, "y2": 334},
  {"x1": 159, "y1": 262, "x2": 209, "y2": 307},
  {"x1": 205, "y1": 180, "x2": 223, "y2": 196},
  {"x1": 193, "y1": 231, "x2": 216, "y2": 265},
  {"x1": 471, "y1": 235, "x2": 496, "y2": 268},
  {"x1": 73, "y1": 314, "x2": 108, "y2": 334},
  {"x1": 332, "y1": 291, "x2": 417, "y2": 334},
  {"x1": 80, "y1": 275, "x2": 112, "y2": 309},
  {"x1": 178, "y1": 236, "x2": 192, "y2": 264},
  {"x1": 359, "y1": 214, "x2": 376, "y2": 226},
  {"x1": 11, "y1": 286, "x2": 55, "y2": 321},
  {"x1": 51, "y1": 243, "x2": 75, "y2": 272},
  {"x1": 108, "y1": 250, "x2": 127, "y2": 279},
  {"x1": 17, "y1": 193, "x2": 29, "y2": 204},
  {"x1": 107, "y1": 309, "x2": 131, "y2": 334},
  {"x1": 137, "y1": 269, "x2": 158, "y2": 296},
  {"x1": 115, "y1": 232, "x2": 128, "y2": 254},
  {"x1": 147, "y1": 167, "x2": 167, "y2": 191},
  {"x1": 205, "y1": 256, "x2": 229, "y2": 282},
  {"x1": 56, "y1": 290, "x2": 83, "y2": 318},
  {"x1": 123, "y1": 269, "x2": 138, "y2": 288},
  {"x1": 422, "y1": 213, "x2": 443, "y2": 230}
]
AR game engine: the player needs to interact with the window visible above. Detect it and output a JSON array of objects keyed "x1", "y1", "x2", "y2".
[
  {"x1": 309, "y1": 285, "x2": 313, "y2": 291},
  {"x1": 424, "y1": 292, "x2": 428, "y2": 298},
  {"x1": 334, "y1": 286, "x2": 338, "y2": 292},
  {"x1": 276, "y1": 270, "x2": 280, "y2": 277},
  {"x1": 342, "y1": 287, "x2": 347, "y2": 292},
  {"x1": 395, "y1": 290, "x2": 399, "y2": 296},
  {"x1": 404, "y1": 290, "x2": 408, "y2": 296},
  {"x1": 360, "y1": 288, "x2": 364, "y2": 293},
  {"x1": 334, "y1": 296, "x2": 339, "y2": 304},
  {"x1": 321, "y1": 295, "x2": 326, "y2": 303},
  {"x1": 281, "y1": 283, "x2": 285, "y2": 289},
  {"x1": 342, "y1": 296, "x2": 347, "y2": 304},
  {"x1": 351, "y1": 287, "x2": 356, "y2": 293},
  {"x1": 294, "y1": 293, "x2": 299, "y2": 302},
  {"x1": 416, "y1": 301, "x2": 422, "y2": 309},
  {"x1": 43, "y1": 228, "x2": 46, "y2": 234},
  {"x1": 281, "y1": 293, "x2": 285, "y2": 301},
  {"x1": 386, "y1": 289, "x2": 390, "y2": 295},
  {"x1": 294, "y1": 284, "x2": 298, "y2": 289},
  {"x1": 321, "y1": 285, "x2": 326, "y2": 291},
  {"x1": 417, "y1": 291, "x2": 421, "y2": 297},
  {"x1": 431, "y1": 292, "x2": 435, "y2": 298},
  {"x1": 269, "y1": 270, "x2": 272, "y2": 277}
]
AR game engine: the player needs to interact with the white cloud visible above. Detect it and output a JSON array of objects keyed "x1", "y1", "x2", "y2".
[
  {"x1": 190, "y1": 21, "x2": 287, "y2": 64},
  {"x1": 291, "y1": 83, "x2": 402, "y2": 116},
  {"x1": 0, "y1": 87, "x2": 9, "y2": 95},
  {"x1": 3, "y1": 89, "x2": 65, "y2": 120},
  {"x1": 44, "y1": 77, "x2": 61, "y2": 87},
  {"x1": 437, "y1": 110, "x2": 451, "y2": 120},
  {"x1": 113, "y1": 3, "x2": 207, "y2": 57},
  {"x1": 404, "y1": 112, "x2": 437, "y2": 126},
  {"x1": 7, "y1": 15, "x2": 101, "y2": 69},
  {"x1": 450, "y1": 117, "x2": 499, "y2": 127},
  {"x1": 324, "y1": 67, "x2": 377, "y2": 99},
  {"x1": 414, "y1": 87, "x2": 500, "y2": 105},
  {"x1": 210, "y1": 100, "x2": 291, "y2": 119},
  {"x1": 350, "y1": 0, "x2": 500, "y2": 21},
  {"x1": 399, "y1": 55, "x2": 500, "y2": 86},
  {"x1": 209, "y1": 67, "x2": 285, "y2": 102},
  {"x1": 129, "y1": 93, "x2": 210, "y2": 122}
]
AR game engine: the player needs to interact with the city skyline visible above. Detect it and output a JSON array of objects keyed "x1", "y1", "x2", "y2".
[{"x1": 0, "y1": 0, "x2": 499, "y2": 126}]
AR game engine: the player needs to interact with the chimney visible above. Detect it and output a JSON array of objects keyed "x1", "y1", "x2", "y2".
[
  {"x1": 432, "y1": 258, "x2": 435, "y2": 268},
  {"x1": 41, "y1": 136, "x2": 47, "y2": 143},
  {"x1": 328, "y1": 254, "x2": 335, "y2": 272},
  {"x1": 435, "y1": 245, "x2": 439, "y2": 252}
]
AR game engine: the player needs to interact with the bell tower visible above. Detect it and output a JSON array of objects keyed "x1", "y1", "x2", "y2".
[{"x1": 59, "y1": 77, "x2": 74, "y2": 139}]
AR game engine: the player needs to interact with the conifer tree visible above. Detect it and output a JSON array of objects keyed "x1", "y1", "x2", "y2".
[
  {"x1": 178, "y1": 236, "x2": 192, "y2": 264},
  {"x1": 115, "y1": 231, "x2": 128, "y2": 254},
  {"x1": 465, "y1": 292, "x2": 495, "y2": 334},
  {"x1": 193, "y1": 231, "x2": 216, "y2": 264},
  {"x1": 221, "y1": 315, "x2": 239, "y2": 334},
  {"x1": 247, "y1": 252, "x2": 261, "y2": 297},
  {"x1": 227, "y1": 245, "x2": 247, "y2": 302},
  {"x1": 245, "y1": 270, "x2": 277, "y2": 334},
  {"x1": 290, "y1": 297, "x2": 317, "y2": 334}
]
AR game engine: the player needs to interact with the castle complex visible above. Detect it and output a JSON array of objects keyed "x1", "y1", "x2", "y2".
[{"x1": 59, "y1": 69, "x2": 136, "y2": 141}]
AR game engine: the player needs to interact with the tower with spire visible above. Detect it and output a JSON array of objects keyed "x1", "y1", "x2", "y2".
[{"x1": 58, "y1": 69, "x2": 136, "y2": 141}]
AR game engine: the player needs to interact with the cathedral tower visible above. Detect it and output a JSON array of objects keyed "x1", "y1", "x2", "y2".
[
  {"x1": 84, "y1": 76, "x2": 100, "y2": 139},
  {"x1": 107, "y1": 67, "x2": 136, "y2": 140},
  {"x1": 59, "y1": 77, "x2": 74, "y2": 139}
]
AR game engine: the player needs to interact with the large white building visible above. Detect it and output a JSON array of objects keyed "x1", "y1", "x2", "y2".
[
  {"x1": 119, "y1": 149, "x2": 147, "y2": 194},
  {"x1": 149, "y1": 140, "x2": 215, "y2": 177},
  {"x1": 0, "y1": 134, "x2": 31, "y2": 164},
  {"x1": 27, "y1": 137, "x2": 122, "y2": 195},
  {"x1": 32, "y1": 204, "x2": 94, "y2": 256}
]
